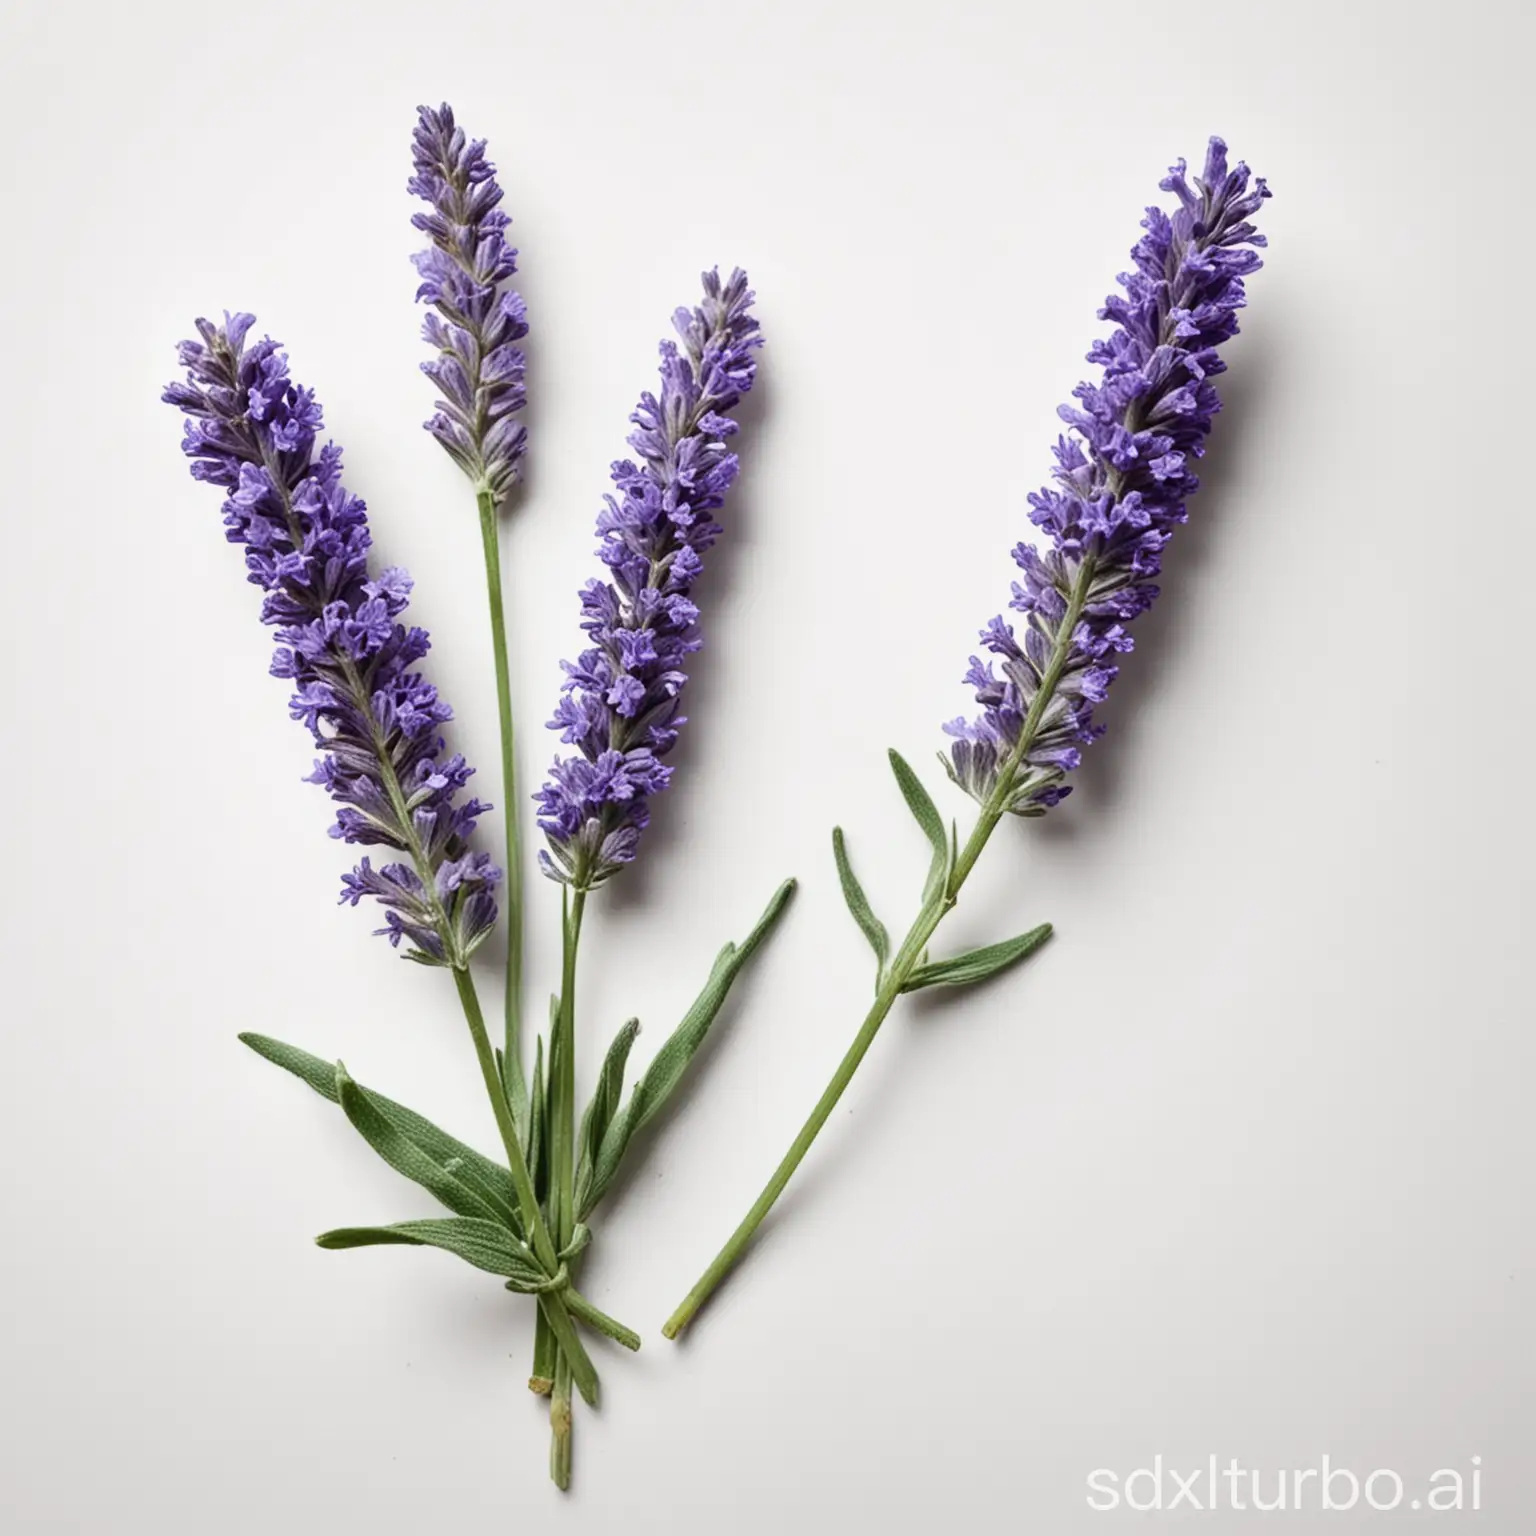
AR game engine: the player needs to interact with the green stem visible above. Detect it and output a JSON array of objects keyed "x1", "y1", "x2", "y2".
[
  {"x1": 564, "y1": 1288, "x2": 641, "y2": 1351},
  {"x1": 660, "y1": 912, "x2": 941, "y2": 1340},
  {"x1": 544, "y1": 888, "x2": 588, "y2": 1485},
  {"x1": 529, "y1": 1288, "x2": 556, "y2": 1396},
  {"x1": 662, "y1": 561, "x2": 1096, "y2": 1339},
  {"x1": 476, "y1": 487, "x2": 526, "y2": 1127},
  {"x1": 452, "y1": 967, "x2": 603, "y2": 1407},
  {"x1": 450, "y1": 970, "x2": 553, "y2": 1261},
  {"x1": 549, "y1": 888, "x2": 587, "y2": 1250},
  {"x1": 549, "y1": 1353, "x2": 573, "y2": 1491}
]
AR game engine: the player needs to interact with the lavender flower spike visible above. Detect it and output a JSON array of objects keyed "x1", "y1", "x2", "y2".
[
  {"x1": 946, "y1": 138, "x2": 1269, "y2": 813},
  {"x1": 163, "y1": 314, "x2": 501, "y2": 966},
  {"x1": 537, "y1": 268, "x2": 761, "y2": 889},
  {"x1": 410, "y1": 103, "x2": 528, "y2": 498},
  {"x1": 664, "y1": 141, "x2": 1270, "y2": 1340}
]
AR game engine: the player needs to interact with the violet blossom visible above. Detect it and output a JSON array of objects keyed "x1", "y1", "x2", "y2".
[
  {"x1": 945, "y1": 137, "x2": 1270, "y2": 813},
  {"x1": 409, "y1": 102, "x2": 528, "y2": 499},
  {"x1": 536, "y1": 268, "x2": 761, "y2": 889},
  {"x1": 163, "y1": 314, "x2": 501, "y2": 964}
]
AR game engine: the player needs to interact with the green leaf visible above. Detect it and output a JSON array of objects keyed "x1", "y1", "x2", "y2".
[
  {"x1": 493, "y1": 1045, "x2": 528, "y2": 1151},
  {"x1": 316, "y1": 1217, "x2": 545, "y2": 1288},
  {"x1": 239, "y1": 1033, "x2": 520, "y2": 1229},
  {"x1": 900, "y1": 923, "x2": 1054, "y2": 993},
  {"x1": 627, "y1": 878, "x2": 795, "y2": 1138},
  {"x1": 888, "y1": 749, "x2": 950, "y2": 903},
  {"x1": 832, "y1": 827, "x2": 889, "y2": 979},
  {"x1": 574, "y1": 1018, "x2": 640, "y2": 1218},
  {"x1": 334, "y1": 1064, "x2": 509, "y2": 1226},
  {"x1": 578, "y1": 877, "x2": 797, "y2": 1218},
  {"x1": 525, "y1": 1033, "x2": 546, "y2": 1205}
]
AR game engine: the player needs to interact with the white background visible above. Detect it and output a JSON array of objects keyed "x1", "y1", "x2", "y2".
[{"x1": 2, "y1": 0, "x2": 1532, "y2": 1529}]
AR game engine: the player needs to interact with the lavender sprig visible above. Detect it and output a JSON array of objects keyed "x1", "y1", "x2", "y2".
[
  {"x1": 664, "y1": 139, "x2": 1269, "y2": 1339},
  {"x1": 163, "y1": 314, "x2": 500, "y2": 966},
  {"x1": 527, "y1": 268, "x2": 764, "y2": 1482},
  {"x1": 537, "y1": 268, "x2": 762, "y2": 890},
  {"x1": 410, "y1": 102, "x2": 533, "y2": 1166},
  {"x1": 410, "y1": 102, "x2": 528, "y2": 498},
  {"x1": 406, "y1": 112, "x2": 790, "y2": 1489},
  {"x1": 164, "y1": 311, "x2": 632, "y2": 1415}
]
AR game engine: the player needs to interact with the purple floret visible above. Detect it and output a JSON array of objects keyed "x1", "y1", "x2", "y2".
[
  {"x1": 164, "y1": 314, "x2": 501, "y2": 964},
  {"x1": 537, "y1": 268, "x2": 761, "y2": 888},
  {"x1": 409, "y1": 102, "x2": 528, "y2": 499},
  {"x1": 946, "y1": 138, "x2": 1270, "y2": 815}
]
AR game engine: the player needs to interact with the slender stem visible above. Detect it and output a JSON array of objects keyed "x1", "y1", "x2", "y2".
[
  {"x1": 661, "y1": 916, "x2": 939, "y2": 1340},
  {"x1": 528, "y1": 1045, "x2": 556, "y2": 1396},
  {"x1": 549, "y1": 1353, "x2": 573, "y2": 1491},
  {"x1": 476, "y1": 487, "x2": 527, "y2": 1127},
  {"x1": 545, "y1": 887, "x2": 587, "y2": 1486},
  {"x1": 550, "y1": 889, "x2": 587, "y2": 1251},
  {"x1": 535, "y1": 1282, "x2": 600, "y2": 1407},
  {"x1": 662, "y1": 562, "x2": 1096, "y2": 1339},
  {"x1": 453, "y1": 968, "x2": 547, "y2": 1251},
  {"x1": 452, "y1": 966, "x2": 603, "y2": 1406},
  {"x1": 529, "y1": 1287, "x2": 556, "y2": 1396},
  {"x1": 564, "y1": 1289, "x2": 641, "y2": 1351}
]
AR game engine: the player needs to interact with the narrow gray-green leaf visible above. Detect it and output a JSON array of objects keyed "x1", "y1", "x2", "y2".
[
  {"x1": 334, "y1": 1064, "x2": 510, "y2": 1226},
  {"x1": 581, "y1": 878, "x2": 796, "y2": 1217},
  {"x1": 494, "y1": 1042, "x2": 529, "y2": 1155},
  {"x1": 900, "y1": 922, "x2": 1054, "y2": 992},
  {"x1": 629, "y1": 878, "x2": 795, "y2": 1137},
  {"x1": 239, "y1": 1033, "x2": 520, "y2": 1227},
  {"x1": 832, "y1": 826, "x2": 889, "y2": 978},
  {"x1": 316, "y1": 1217, "x2": 544, "y2": 1286},
  {"x1": 888, "y1": 749, "x2": 948, "y2": 902},
  {"x1": 575, "y1": 1018, "x2": 640, "y2": 1217},
  {"x1": 525, "y1": 1033, "x2": 546, "y2": 1203},
  {"x1": 494, "y1": 1045, "x2": 528, "y2": 1151}
]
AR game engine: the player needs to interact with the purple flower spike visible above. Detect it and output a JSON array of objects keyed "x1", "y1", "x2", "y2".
[
  {"x1": 537, "y1": 269, "x2": 762, "y2": 889},
  {"x1": 946, "y1": 138, "x2": 1269, "y2": 814},
  {"x1": 164, "y1": 315, "x2": 501, "y2": 965},
  {"x1": 409, "y1": 103, "x2": 528, "y2": 499}
]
